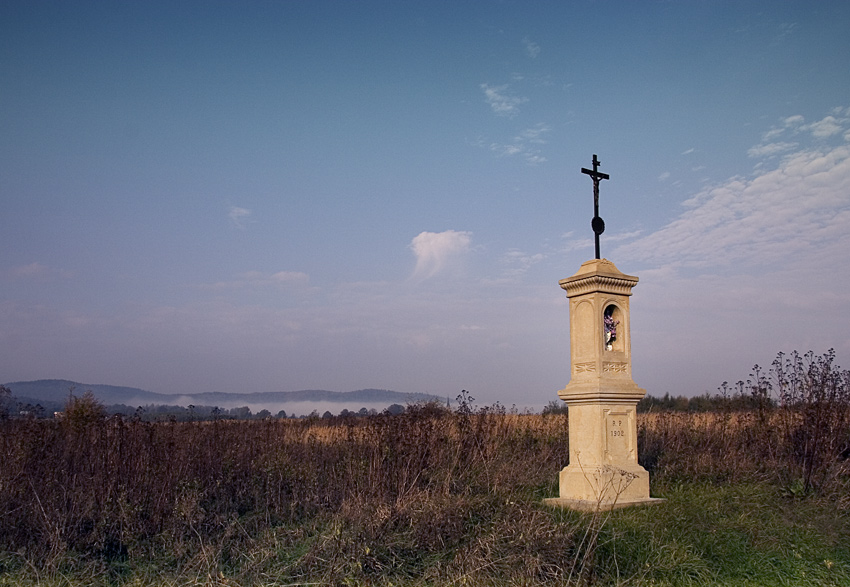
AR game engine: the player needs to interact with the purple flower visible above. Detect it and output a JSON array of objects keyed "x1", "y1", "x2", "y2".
[
  {"x1": 604, "y1": 314, "x2": 619, "y2": 338},
  {"x1": 604, "y1": 313, "x2": 619, "y2": 350}
]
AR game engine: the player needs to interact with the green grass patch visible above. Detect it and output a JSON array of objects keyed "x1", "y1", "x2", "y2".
[
  {"x1": 589, "y1": 481, "x2": 850, "y2": 586},
  {"x1": 2, "y1": 481, "x2": 849, "y2": 586}
]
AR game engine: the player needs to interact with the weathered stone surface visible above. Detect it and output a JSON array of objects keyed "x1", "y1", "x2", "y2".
[{"x1": 547, "y1": 258, "x2": 661, "y2": 510}]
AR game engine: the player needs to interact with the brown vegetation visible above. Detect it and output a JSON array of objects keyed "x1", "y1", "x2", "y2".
[
  {"x1": 0, "y1": 402, "x2": 576, "y2": 583},
  {"x1": 1, "y1": 351, "x2": 849, "y2": 584}
]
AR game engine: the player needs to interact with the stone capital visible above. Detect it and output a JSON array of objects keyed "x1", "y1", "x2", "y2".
[{"x1": 559, "y1": 258, "x2": 638, "y2": 298}]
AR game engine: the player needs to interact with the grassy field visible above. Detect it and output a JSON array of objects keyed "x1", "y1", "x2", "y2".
[{"x1": 1, "y1": 381, "x2": 849, "y2": 587}]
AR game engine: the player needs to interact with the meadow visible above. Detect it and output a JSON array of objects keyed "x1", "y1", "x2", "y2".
[{"x1": 1, "y1": 351, "x2": 849, "y2": 586}]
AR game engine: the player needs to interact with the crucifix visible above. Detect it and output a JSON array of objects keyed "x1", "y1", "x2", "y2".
[{"x1": 581, "y1": 154, "x2": 609, "y2": 259}]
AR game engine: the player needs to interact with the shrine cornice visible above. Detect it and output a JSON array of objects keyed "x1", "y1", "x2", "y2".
[
  {"x1": 558, "y1": 258, "x2": 639, "y2": 297},
  {"x1": 559, "y1": 273, "x2": 638, "y2": 297}
]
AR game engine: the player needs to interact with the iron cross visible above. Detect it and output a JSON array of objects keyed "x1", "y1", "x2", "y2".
[{"x1": 581, "y1": 154, "x2": 609, "y2": 259}]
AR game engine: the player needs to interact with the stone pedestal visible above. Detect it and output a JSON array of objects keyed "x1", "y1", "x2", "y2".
[{"x1": 544, "y1": 259, "x2": 663, "y2": 511}]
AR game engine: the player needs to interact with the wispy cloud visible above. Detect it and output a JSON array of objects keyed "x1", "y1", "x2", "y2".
[
  {"x1": 558, "y1": 228, "x2": 641, "y2": 256},
  {"x1": 522, "y1": 37, "x2": 540, "y2": 58},
  {"x1": 749, "y1": 111, "x2": 850, "y2": 159},
  {"x1": 410, "y1": 230, "x2": 472, "y2": 280},
  {"x1": 229, "y1": 206, "x2": 252, "y2": 229},
  {"x1": 775, "y1": 21, "x2": 799, "y2": 43},
  {"x1": 480, "y1": 83, "x2": 528, "y2": 117},
  {"x1": 747, "y1": 141, "x2": 797, "y2": 158},
  {"x1": 806, "y1": 115, "x2": 843, "y2": 138},
  {"x1": 488, "y1": 123, "x2": 551, "y2": 164},
  {"x1": 518, "y1": 124, "x2": 549, "y2": 143},
  {"x1": 500, "y1": 249, "x2": 545, "y2": 279},
  {"x1": 607, "y1": 230, "x2": 644, "y2": 243},
  {"x1": 617, "y1": 137, "x2": 850, "y2": 270},
  {"x1": 606, "y1": 112, "x2": 850, "y2": 391}
]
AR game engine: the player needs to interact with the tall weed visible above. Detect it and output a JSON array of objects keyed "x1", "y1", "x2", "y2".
[
  {"x1": 3, "y1": 355, "x2": 849, "y2": 585},
  {"x1": 639, "y1": 350, "x2": 850, "y2": 497}
]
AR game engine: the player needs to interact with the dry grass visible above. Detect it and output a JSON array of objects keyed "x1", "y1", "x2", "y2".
[
  {"x1": 1, "y1": 384, "x2": 849, "y2": 585},
  {"x1": 0, "y1": 405, "x2": 575, "y2": 581}
]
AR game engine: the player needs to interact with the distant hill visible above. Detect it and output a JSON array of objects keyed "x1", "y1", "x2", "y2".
[
  {"x1": 3, "y1": 380, "x2": 163, "y2": 405},
  {"x1": 2, "y1": 379, "x2": 442, "y2": 410}
]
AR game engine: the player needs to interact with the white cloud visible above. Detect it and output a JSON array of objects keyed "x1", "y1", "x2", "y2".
[
  {"x1": 560, "y1": 235, "x2": 594, "y2": 254},
  {"x1": 522, "y1": 37, "x2": 540, "y2": 58},
  {"x1": 518, "y1": 124, "x2": 550, "y2": 143},
  {"x1": 658, "y1": 171, "x2": 671, "y2": 181},
  {"x1": 762, "y1": 127, "x2": 786, "y2": 141},
  {"x1": 480, "y1": 83, "x2": 528, "y2": 117},
  {"x1": 607, "y1": 115, "x2": 850, "y2": 396},
  {"x1": 606, "y1": 230, "x2": 643, "y2": 243},
  {"x1": 487, "y1": 123, "x2": 550, "y2": 165},
  {"x1": 783, "y1": 114, "x2": 805, "y2": 127},
  {"x1": 500, "y1": 249, "x2": 545, "y2": 279},
  {"x1": 229, "y1": 206, "x2": 252, "y2": 229},
  {"x1": 523, "y1": 154, "x2": 547, "y2": 165},
  {"x1": 409, "y1": 230, "x2": 472, "y2": 280},
  {"x1": 805, "y1": 115, "x2": 843, "y2": 138},
  {"x1": 747, "y1": 141, "x2": 797, "y2": 158},
  {"x1": 750, "y1": 113, "x2": 849, "y2": 159},
  {"x1": 490, "y1": 143, "x2": 523, "y2": 157},
  {"x1": 616, "y1": 143, "x2": 850, "y2": 270}
]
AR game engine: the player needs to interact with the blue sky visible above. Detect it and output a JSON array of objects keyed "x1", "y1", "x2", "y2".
[{"x1": 2, "y1": 1, "x2": 849, "y2": 408}]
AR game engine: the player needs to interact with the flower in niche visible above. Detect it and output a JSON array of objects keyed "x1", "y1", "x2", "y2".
[{"x1": 604, "y1": 310, "x2": 619, "y2": 351}]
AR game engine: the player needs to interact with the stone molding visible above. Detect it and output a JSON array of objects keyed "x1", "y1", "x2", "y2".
[
  {"x1": 558, "y1": 258, "x2": 638, "y2": 298},
  {"x1": 560, "y1": 274, "x2": 638, "y2": 297}
]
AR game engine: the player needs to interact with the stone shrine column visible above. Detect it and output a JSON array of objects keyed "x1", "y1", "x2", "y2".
[{"x1": 544, "y1": 258, "x2": 662, "y2": 510}]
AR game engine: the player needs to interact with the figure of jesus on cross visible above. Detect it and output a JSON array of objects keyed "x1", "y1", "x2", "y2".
[{"x1": 581, "y1": 154, "x2": 609, "y2": 259}]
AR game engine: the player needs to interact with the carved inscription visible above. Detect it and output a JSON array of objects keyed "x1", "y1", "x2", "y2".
[
  {"x1": 604, "y1": 409, "x2": 633, "y2": 461},
  {"x1": 574, "y1": 362, "x2": 596, "y2": 373},
  {"x1": 610, "y1": 417, "x2": 625, "y2": 437}
]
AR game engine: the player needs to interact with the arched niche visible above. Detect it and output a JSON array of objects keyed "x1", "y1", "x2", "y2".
[{"x1": 603, "y1": 303, "x2": 624, "y2": 352}]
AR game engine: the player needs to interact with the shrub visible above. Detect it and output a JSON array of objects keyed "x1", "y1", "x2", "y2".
[{"x1": 63, "y1": 390, "x2": 106, "y2": 429}]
